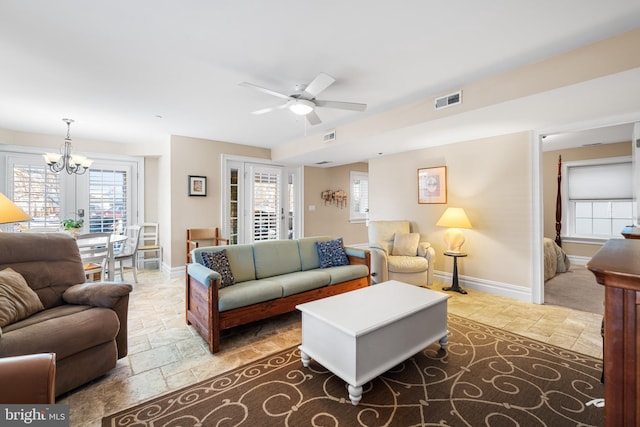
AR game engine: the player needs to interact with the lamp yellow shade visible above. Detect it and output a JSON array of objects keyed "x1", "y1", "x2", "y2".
[
  {"x1": 436, "y1": 207, "x2": 472, "y2": 229},
  {"x1": 0, "y1": 193, "x2": 31, "y2": 224}
]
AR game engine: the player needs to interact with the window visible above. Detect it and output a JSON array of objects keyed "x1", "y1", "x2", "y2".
[
  {"x1": 564, "y1": 157, "x2": 634, "y2": 240},
  {"x1": 11, "y1": 160, "x2": 61, "y2": 231},
  {"x1": 250, "y1": 165, "x2": 281, "y2": 241},
  {"x1": 89, "y1": 168, "x2": 129, "y2": 233},
  {"x1": 1, "y1": 149, "x2": 141, "y2": 233},
  {"x1": 350, "y1": 171, "x2": 369, "y2": 223}
]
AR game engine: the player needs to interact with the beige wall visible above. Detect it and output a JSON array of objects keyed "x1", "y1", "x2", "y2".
[
  {"x1": 542, "y1": 141, "x2": 632, "y2": 258},
  {"x1": 369, "y1": 132, "x2": 532, "y2": 289},
  {"x1": 303, "y1": 163, "x2": 369, "y2": 245},
  {"x1": 168, "y1": 135, "x2": 271, "y2": 267}
]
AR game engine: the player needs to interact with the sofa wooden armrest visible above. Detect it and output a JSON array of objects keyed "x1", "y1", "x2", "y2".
[{"x1": 0, "y1": 353, "x2": 56, "y2": 403}]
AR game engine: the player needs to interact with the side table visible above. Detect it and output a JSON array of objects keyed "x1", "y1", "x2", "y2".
[{"x1": 442, "y1": 251, "x2": 467, "y2": 294}]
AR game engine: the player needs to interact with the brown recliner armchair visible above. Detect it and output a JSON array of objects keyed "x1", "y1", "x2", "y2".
[
  {"x1": 0, "y1": 353, "x2": 56, "y2": 403},
  {"x1": 0, "y1": 233, "x2": 132, "y2": 396}
]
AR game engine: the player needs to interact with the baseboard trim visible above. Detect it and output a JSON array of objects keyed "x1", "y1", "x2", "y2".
[
  {"x1": 434, "y1": 270, "x2": 532, "y2": 302},
  {"x1": 169, "y1": 265, "x2": 186, "y2": 279},
  {"x1": 568, "y1": 255, "x2": 590, "y2": 266}
]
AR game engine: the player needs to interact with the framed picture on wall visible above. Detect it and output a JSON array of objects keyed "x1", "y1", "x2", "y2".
[
  {"x1": 418, "y1": 166, "x2": 447, "y2": 204},
  {"x1": 188, "y1": 175, "x2": 207, "y2": 196}
]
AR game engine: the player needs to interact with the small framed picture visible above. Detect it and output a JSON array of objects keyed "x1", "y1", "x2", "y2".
[
  {"x1": 188, "y1": 175, "x2": 207, "y2": 197},
  {"x1": 418, "y1": 166, "x2": 447, "y2": 204}
]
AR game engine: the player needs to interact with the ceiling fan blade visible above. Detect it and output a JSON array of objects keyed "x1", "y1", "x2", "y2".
[
  {"x1": 315, "y1": 100, "x2": 367, "y2": 112},
  {"x1": 306, "y1": 111, "x2": 322, "y2": 125},
  {"x1": 239, "y1": 82, "x2": 292, "y2": 100},
  {"x1": 251, "y1": 103, "x2": 288, "y2": 115},
  {"x1": 302, "y1": 73, "x2": 336, "y2": 98},
  {"x1": 313, "y1": 100, "x2": 367, "y2": 111}
]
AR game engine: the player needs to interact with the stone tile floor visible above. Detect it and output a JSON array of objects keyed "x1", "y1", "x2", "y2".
[{"x1": 59, "y1": 269, "x2": 603, "y2": 426}]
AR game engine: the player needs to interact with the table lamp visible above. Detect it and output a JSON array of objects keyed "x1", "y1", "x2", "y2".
[
  {"x1": 0, "y1": 192, "x2": 31, "y2": 226},
  {"x1": 436, "y1": 207, "x2": 472, "y2": 253}
]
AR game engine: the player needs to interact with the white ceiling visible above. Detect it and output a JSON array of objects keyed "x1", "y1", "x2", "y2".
[{"x1": 1, "y1": 1, "x2": 639, "y2": 164}]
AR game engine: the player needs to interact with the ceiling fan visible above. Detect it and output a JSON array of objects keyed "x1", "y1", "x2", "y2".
[{"x1": 240, "y1": 72, "x2": 367, "y2": 125}]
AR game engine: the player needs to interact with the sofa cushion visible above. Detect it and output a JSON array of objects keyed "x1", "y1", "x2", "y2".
[
  {"x1": 201, "y1": 250, "x2": 235, "y2": 288},
  {"x1": 195, "y1": 245, "x2": 256, "y2": 283},
  {"x1": 218, "y1": 279, "x2": 283, "y2": 312},
  {"x1": 253, "y1": 240, "x2": 301, "y2": 279},
  {"x1": 298, "y1": 236, "x2": 333, "y2": 271},
  {"x1": 0, "y1": 268, "x2": 45, "y2": 327},
  {"x1": 324, "y1": 264, "x2": 370, "y2": 285},
  {"x1": 316, "y1": 238, "x2": 349, "y2": 268},
  {"x1": 388, "y1": 255, "x2": 429, "y2": 273},
  {"x1": 391, "y1": 233, "x2": 420, "y2": 256},
  {"x1": 275, "y1": 271, "x2": 331, "y2": 297},
  {"x1": 0, "y1": 306, "x2": 119, "y2": 360}
]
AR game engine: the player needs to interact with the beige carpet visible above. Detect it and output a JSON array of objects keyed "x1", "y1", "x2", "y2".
[
  {"x1": 103, "y1": 314, "x2": 603, "y2": 427},
  {"x1": 544, "y1": 265, "x2": 604, "y2": 315}
]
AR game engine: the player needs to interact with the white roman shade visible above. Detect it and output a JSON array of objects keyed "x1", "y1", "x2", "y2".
[{"x1": 568, "y1": 162, "x2": 632, "y2": 200}]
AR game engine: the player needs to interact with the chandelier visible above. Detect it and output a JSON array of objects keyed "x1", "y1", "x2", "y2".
[{"x1": 43, "y1": 118, "x2": 93, "y2": 175}]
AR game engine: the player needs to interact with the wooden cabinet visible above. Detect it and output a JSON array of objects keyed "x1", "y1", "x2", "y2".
[{"x1": 587, "y1": 238, "x2": 640, "y2": 427}]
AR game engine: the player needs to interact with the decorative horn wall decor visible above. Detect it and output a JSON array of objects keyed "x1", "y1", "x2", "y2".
[{"x1": 320, "y1": 190, "x2": 348, "y2": 208}]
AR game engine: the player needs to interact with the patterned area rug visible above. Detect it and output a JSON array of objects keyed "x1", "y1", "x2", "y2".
[{"x1": 103, "y1": 314, "x2": 604, "y2": 426}]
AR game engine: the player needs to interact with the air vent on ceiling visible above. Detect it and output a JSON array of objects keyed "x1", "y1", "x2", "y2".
[
  {"x1": 315, "y1": 161, "x2": 331, "y2": 165},
  {"x1": 323, "y1": 130, "x2": 336, "y2": 143},
  {"x1": 434, "y1": 90, "x2": 462, "y2": 110}
]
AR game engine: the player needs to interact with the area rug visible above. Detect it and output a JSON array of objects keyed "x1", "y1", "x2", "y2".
[{"x1": 103, "y1": 314, "x2": 604, "y2": 426}]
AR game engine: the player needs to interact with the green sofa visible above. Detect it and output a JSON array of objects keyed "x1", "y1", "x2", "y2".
[{"x1": 186, "y1": 236, "x2": 370, "y2": 353}]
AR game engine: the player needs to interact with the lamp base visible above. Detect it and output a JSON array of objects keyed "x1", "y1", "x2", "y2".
[
  {"x1": 442, "y1": 285, "x2": 468, "y2": 295},
  {"x1": 443, "y1": 228, "x2": 465, "y2": 253}
]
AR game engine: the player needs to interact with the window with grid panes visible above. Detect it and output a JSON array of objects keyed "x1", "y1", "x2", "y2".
[{"x1": 566, "y1": 158, "x2": 634, "y2": 239}]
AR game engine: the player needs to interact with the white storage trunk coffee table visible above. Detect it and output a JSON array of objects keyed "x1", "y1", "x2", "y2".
[{"x1": 296, "y1": 280, "x2": 449, "y2": 405}]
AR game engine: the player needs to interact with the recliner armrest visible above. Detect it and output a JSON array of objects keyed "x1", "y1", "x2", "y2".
[
  {"x1": 418, "y1": 241, "x2": 432, "y2": 258},
  {"x1": 0, "y1": 353, "x2": 56, "y2": 403},
  {"x1": 369, "y1": 243, "x2": 388, "y2": 255},
  {"x1": 63, "y1": 282, "x2": 132, "y2": 308}
]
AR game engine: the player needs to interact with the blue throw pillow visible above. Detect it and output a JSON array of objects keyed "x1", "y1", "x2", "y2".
[
  {"x1": 201, "y1": 250, "x2": 235, "y2": 288},
  {"x1": 316, "y1": 238, "x2": 349, "y2": 268}
]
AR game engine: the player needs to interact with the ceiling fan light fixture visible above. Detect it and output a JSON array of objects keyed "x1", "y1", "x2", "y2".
[{"x1": 288, "y1": 99, "x2": 315, "y2": 115}]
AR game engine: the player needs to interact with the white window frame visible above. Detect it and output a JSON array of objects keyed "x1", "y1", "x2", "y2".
[
  {"x1": 349, "y1": 171, "x2": 369, "y2": 223},
  {"x1": 562, "y1": 156, "x2": 633, "y2": 244},
  {"x1": 0, "y1": 145, "x2": 143, "y2": 231}
]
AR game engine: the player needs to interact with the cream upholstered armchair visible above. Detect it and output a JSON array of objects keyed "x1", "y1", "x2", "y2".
[{"x1": 368, "y1": 220, "x2": 435, "y2": 286}]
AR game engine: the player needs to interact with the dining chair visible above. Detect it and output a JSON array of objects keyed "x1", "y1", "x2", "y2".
[
  {"x1": 76, "y1": 232, "x2": 112, "y2": 282},
  {"x1": 114, "y1": 225, "x2": 142, "y2": 283},
  {"x1": 186, "y1": 227, "x2": 229, "y2": 263},
  {"x1": 137, "y1": 222, "x2": 163, "y2": 270}
]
